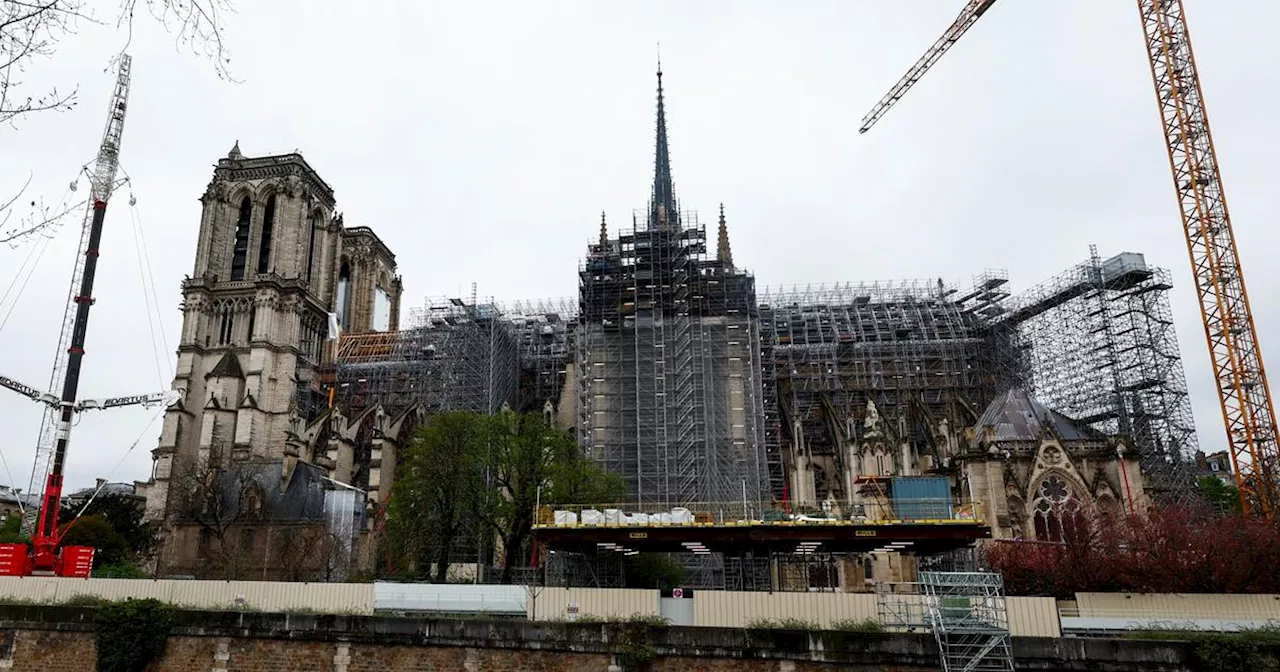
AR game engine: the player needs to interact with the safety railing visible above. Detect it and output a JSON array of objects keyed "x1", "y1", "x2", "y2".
[{"x1": 534, "y1": 499, "x2": 983, "y2": 528}]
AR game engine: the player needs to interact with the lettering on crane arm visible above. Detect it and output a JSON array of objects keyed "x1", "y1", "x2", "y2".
[
  {"x1": 77, "y1": 389, "x2": 183, "y2": 412},
  {"x1": 101, "y1": 393, "x2": 161, "y2": 408},
  {"x1": 0, "y1": 375, "x2": 42, "y2": 400}
]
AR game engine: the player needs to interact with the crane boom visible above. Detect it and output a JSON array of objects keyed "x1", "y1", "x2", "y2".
[
  {"x1": 25, "y1": 56, "x2": 138, "y2": 523},
  {"x1": 25, "y1": 55, "x2": 133, "y2": 575},
  {"x1": 1138, "y1": 0, "x2": 1278, "y2": 516},
  {"x1": 858, "y1": 0, "x2": 997, "y2": 134},
  {"x1": 857, "y1": 2, "x2": 1279, "y2": 516}
]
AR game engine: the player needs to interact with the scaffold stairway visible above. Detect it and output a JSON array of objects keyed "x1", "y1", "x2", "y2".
[{"x1": 919, "y1": 571, "x2": 1015, "y2": 672}]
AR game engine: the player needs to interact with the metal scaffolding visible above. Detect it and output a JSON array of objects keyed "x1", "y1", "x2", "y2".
[
  {"x1": 323, "y1": 296, "x2": 520, "y2": 417},
  {"x1": 758, "y1": 277, "x2": 1021, "y2": 502},
  {"x1": 998, "y1": 248, "x2": 1199, "y2": 503},
  {"x1": 876, "y1": 572, "x2": 1016, "y2": 672},
  {"x1": 502, "y1": 298, "x2": 578, "y2": 414},
  {"x1": 576, "y1": 212, "x2": 769, "y2": 508}
]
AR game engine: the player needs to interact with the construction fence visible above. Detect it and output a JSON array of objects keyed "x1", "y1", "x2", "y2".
[{"x1": 0, "y1": 577, "x2": 1275, "y2": 638}]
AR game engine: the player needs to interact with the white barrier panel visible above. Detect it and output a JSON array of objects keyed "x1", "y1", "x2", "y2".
[{"x1": 373, "y1": 582, "x2": 527, "y2": 615}]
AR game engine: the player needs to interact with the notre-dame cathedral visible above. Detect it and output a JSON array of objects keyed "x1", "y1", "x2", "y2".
[{"x1": 138, "y1": 144, "x2": 407, "y2": 579}]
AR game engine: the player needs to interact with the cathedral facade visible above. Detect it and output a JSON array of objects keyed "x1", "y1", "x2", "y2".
[{"x1": 137, "y1": 145, "x2": 407, "y2": 578}]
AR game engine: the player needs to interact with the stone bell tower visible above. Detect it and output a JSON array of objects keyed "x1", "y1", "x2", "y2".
[{"x1": 142, "y1": 143, "x2": 352, "y2": 521}]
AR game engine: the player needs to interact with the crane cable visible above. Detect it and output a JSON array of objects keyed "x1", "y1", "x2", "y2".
[
  {"x1": 125, "y1": 188, "x2": 173, "y2": 386},
  {"x1": 64, "y1": 175, "x2": 174, "y2": 530},
  {"x1": 0, "y1": 235, "x2": 53, "y2": 336},
  {"x1": 66, "y1": 404, "x2": 166, "y2": 526},
  {"x1": 0, "y1": 172, "x2": 82, "y2": 337},
  {"x1": 0, "y1": 173, "x2": 85, "y2": 522}
]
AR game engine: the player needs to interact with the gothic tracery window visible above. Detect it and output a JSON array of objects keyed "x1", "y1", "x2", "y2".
[{"x1": 1032, "y1": 474, "x2": 1084, "y2": 542}]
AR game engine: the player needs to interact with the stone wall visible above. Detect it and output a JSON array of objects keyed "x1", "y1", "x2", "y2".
[{"x1": 0, "y1": 606, "x2": 1199, "y2": 671}]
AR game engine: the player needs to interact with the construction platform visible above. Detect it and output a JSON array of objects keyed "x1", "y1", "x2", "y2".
[{"x1": 532, "y1": 501, "x2": 990, "y2": 556}]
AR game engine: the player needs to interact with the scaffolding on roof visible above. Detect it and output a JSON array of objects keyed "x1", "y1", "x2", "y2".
[
  {"x1": 759, "y1": 278, "x2": 959, "y2": 306},
  {"x1": 501, "y1": 298, "x2": 579, "y2": 412},
  {"x1": 324, "y1": 296, "x2": 519, "y2": 417},
  {"x1": 997, "y1": 247, "x2": 1199, "y2": 503},
  {"x1": 758, "y1": 276, "x2": 1021, "y2": 502}
]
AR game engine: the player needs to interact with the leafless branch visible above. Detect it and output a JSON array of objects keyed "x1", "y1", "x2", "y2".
[
  {"x1": 0, "y1": 172, "x2": 86, "y2": 246},
  {"x1": 116, "y1": 0, "x2": 237, "y2": 82},
  {"x1": 2, "y1": 1, "x2": 236, "y2": 246},
  {"x1": 0, "y1": 1, "x2": 97, "y2": 128}
]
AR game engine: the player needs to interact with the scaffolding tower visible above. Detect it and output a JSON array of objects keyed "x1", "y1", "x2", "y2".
[
  {"x1": 997, "y1": 248, "x2": 1199, "y2": 503},
  {"x1": 876, "y1": 572, "x2": 1016, "y2": 672},
  {"x1": 576, "y1": 211, "x2": 768, "y2": 507}
]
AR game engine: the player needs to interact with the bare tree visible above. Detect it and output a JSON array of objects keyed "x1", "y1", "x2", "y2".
[
  {"x1": 1, "y1": 0, "x2": 236, "y2": 244},
  {"x1": 173, "y1": 459, "x2": 259, "y2": 579},
  {"x1": 276, "y1": 526, "x2": 350, "y2": 582}
]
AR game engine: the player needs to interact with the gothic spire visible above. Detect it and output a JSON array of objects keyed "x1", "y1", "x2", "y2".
[
  {"x1": 717, "y1": 203, "x2": 734, "y2": 272},
  {"x1": 648, "y1": 58, "x2": 678, "y2": 230},
  {"x1": 598, "y1": 211, "x2": 609, "y2": 250}
]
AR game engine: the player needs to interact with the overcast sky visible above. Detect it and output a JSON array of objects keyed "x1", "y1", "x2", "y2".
[{"x1": 2, "y1": 0, "x2": 1277, "y2": 493}]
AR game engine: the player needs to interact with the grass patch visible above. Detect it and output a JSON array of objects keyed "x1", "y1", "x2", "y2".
[
  {"x1": 747, "y1": 617, "x2": 820, "y2": 630},
  {"x1": 831, "y1": 618, "x2": 884, "y2": 633},
  {"x1": 747, "y1": 617, "x2": 883, "y2": 633}
]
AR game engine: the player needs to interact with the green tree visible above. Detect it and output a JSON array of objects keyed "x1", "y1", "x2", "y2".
[
  {"x1": 0, "y1": 514, "x2": 27, "y2": 544},
  {"x1": 385, "y1": 410, "x2": 626, "y2": 584},
  {"x1": 1197, "y1": 476, "x2": 1242, "y2": 515},
  {"x1": 61, "y1": 493, "x2": 156, "y2": 561},
  {"x1": 386, "y1": 411, "x2": 490, "y2": 583},
  {"x1": 59, "y1": 515, "x2": 130, "y2": 567},
  {"x1": 475, "y1": 410, "x2": 626, "y2": 583},
  {"x1": 623, "y1": 554, "x2": 686, "y2": 590}
]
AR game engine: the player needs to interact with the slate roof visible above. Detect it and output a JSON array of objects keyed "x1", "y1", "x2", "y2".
[
  {"x1": 974, "y1": 388, "x2": 1102, "y2": 442},
  {"x1": 218, "y1": 459, "x2": 329, "y2": 522},
  {"x1": 207, "y1": 351, "x2": 244, "y2": 379}
]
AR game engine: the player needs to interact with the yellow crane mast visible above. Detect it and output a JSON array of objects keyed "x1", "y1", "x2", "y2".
[{"x1": 859, "y1": 0, "x2": 1278, "y2": 518}]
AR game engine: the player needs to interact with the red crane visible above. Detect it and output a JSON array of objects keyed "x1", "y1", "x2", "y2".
[
  {"x1": 0, "y1": 55, "x2": 177, "y2": 576},
  {"x1": 859, "y1": 0, "x2": 1279, "y2": 518}
]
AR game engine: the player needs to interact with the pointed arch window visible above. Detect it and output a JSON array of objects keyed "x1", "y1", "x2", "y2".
[
  {"x1": 1032, "y1": 474, "x2": 1084, "y2": 542},
  {"x1": 230, "y1": 197, "x2": 252, "y2": 280},
  {"x1": 257, "y1": 194, "x2": 276, "y2": 275},
  {"x1": 305, "y1": 214, "x2": 319, "y2": 283},
  {"x1": 336, "y1": 259, "x2": 352, "y2": 330}
]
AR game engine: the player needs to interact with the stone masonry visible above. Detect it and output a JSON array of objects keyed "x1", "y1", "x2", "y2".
[{"x1": 0, "y1": 606, "x2": 1213, "y2": 672}]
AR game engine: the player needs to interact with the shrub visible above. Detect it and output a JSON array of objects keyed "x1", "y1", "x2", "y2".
[
  {"x1": 94, "y1": 599, "x2": 175, "y2": 672},
  {"x1": 985, "y1": 505, "x2": 1280, "y2": 597}
]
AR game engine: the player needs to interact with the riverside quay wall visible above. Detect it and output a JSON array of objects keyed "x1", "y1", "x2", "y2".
[{"x1": 0, "y1": 605, "x2": 1203, "y2": 671}]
